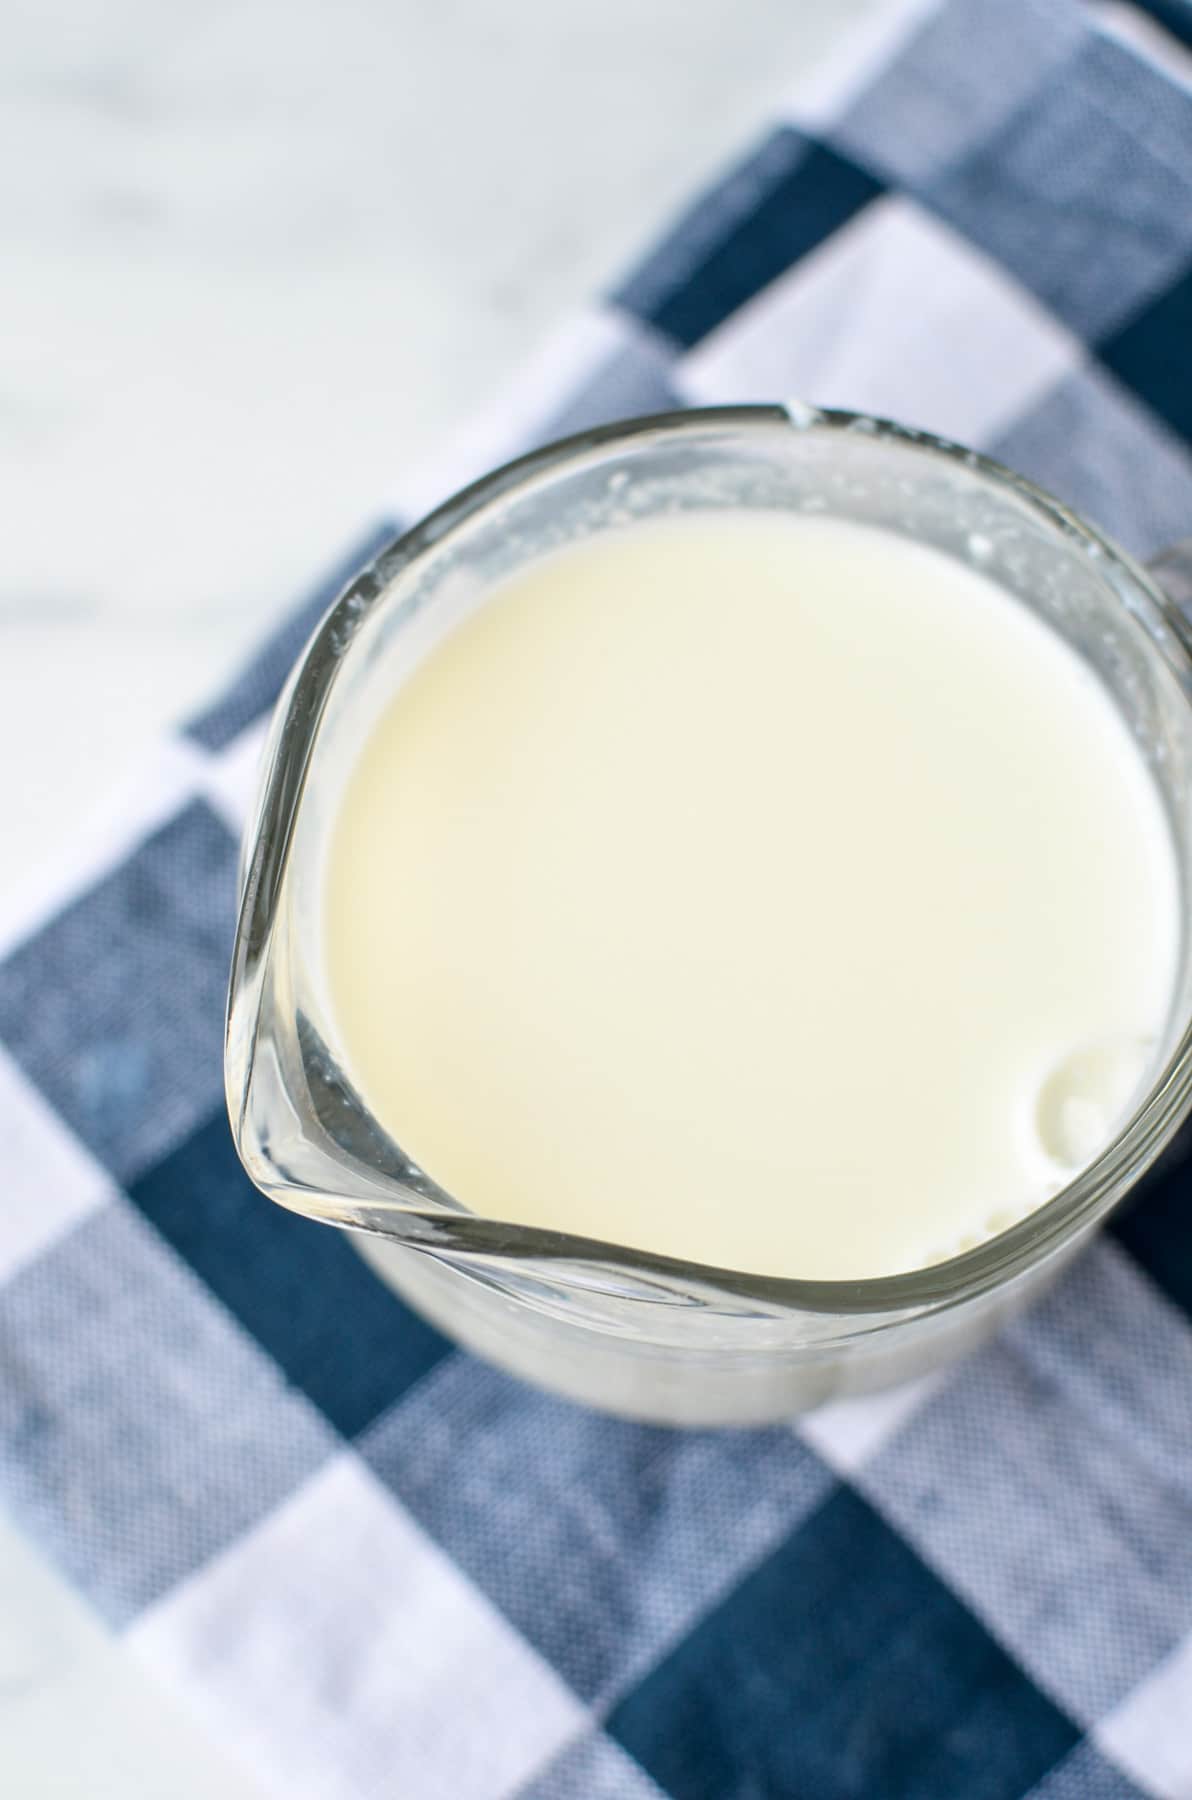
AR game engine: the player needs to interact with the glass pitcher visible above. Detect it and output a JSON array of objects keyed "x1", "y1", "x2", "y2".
[{"x1": 224, "y1": 405, "x2": 1192, "y2": 1425}]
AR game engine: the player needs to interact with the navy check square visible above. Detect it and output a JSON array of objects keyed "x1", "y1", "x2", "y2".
[{"x1": 609, "y1": 1486, "x2": 1080, "y2": 1799}]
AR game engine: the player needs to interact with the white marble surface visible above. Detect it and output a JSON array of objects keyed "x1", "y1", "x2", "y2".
[{"x1": 2, "y1": 0, "x2": 873, "y2": 1791}]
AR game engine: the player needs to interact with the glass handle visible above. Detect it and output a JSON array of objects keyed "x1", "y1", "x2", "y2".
[{"x1": 1149, "y1": 538, "x2": 1192, "y2": 616}]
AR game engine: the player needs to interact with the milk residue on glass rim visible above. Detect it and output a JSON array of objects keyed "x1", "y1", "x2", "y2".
[{"x1": 322, "y1": 511, "x2": 1179, "y2": 1280}]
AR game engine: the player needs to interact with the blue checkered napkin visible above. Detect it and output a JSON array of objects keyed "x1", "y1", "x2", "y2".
[{"x1": 3, "y1": 1, "x2": 1192, "y2": 1794}]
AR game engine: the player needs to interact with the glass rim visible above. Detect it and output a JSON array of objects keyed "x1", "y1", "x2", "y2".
[{"x1": 227, "y1": 401, "x2": 1192, "y2": 1320}]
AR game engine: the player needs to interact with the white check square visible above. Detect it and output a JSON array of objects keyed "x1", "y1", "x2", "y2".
[
  {"x1": 797, "y1": 1370, "x2": 945, "y2": 1475},
  {"x1": 0, "y1": 1044, "x2": 112, "y2": 1282},
  {"x1": 678, "y1": 194, "x2": 1081, "y2": 448},
  {"x1": 198, "y1": 719, "x2": 270, "y2": 839},
  {"x1": 130, "y1": 1452, "x2": 586, "y2": 1800},
  {"x1": 1096, "y1": 1630, "x2": 1192, "y2": 1800}
]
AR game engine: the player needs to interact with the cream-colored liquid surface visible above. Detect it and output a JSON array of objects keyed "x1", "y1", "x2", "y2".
[{"x1": 324, "y1": 514, "x2": 1179, "y2": 1279}]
